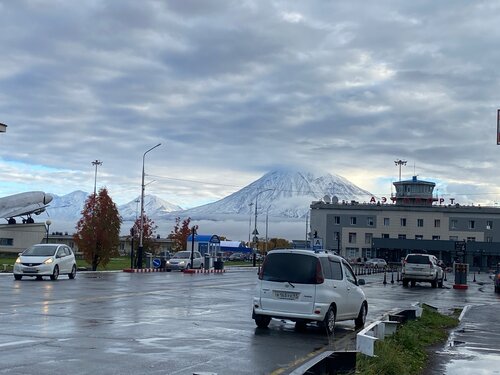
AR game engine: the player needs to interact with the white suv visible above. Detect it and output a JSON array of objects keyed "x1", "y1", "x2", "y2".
[
  {"x1": 402, "y1": 253, "x2": 444, "y2": 288},
  {"x1": 252, "y1": 249, "x2": 368, "y2": 335}
]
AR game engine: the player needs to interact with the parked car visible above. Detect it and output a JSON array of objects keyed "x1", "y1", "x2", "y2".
[
  {"x1": 494, "y1": 263, "x2": 500, "y2": 293},
  {"x1": 365, "y1": 258, "x2": 387, "y2": 268},
  {"x1": 402, "y1": 253, "x2": 444, "y2": 288},
  {"x1": 252, "y1": 249, "x2": 367, "y2": 335},
  {"x1": 229, "y1": 253, "x2": 247, "y2": 261},
  {"x1": 166, "y1": 251, "x2": 203, "y2": 271},
  {"x1": 13, "y1": 244, "x2": 77, "y2": 281}
]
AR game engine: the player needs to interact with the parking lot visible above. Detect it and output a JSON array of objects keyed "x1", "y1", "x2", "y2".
[{"x1": 0, "y1": 267, "x2": 498, "y2": 374}]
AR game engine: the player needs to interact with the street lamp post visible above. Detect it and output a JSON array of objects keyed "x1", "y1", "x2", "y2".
[
  {"x1": 45, "y1": 219, "x2": 51, "y2": 243},
  {"x1": 394, "y1": 159, "x2": 407, "y2": 181},
  {"x1": 248, "y1": 202, "x2": 254, "y2": 244},
  {"x1": 252, "y1": 189, "x2": 273, "y2": 266},
  {"x1": 137, "y1": 143, "x2": 161, "y2": 269},
  {"x1": 130, "y1": 227, "x2": 135, "y2": 269},
  {"x1": 91, "y1": 160, "x2": 103, "y2": 196},
  {"x1": 190, "y1": 226, "x2": 197, "y2": 270}
]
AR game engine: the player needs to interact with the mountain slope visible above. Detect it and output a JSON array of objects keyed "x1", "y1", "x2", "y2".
[{"x1": 176, "y1": 170, "x2": 372, "y2": 219}]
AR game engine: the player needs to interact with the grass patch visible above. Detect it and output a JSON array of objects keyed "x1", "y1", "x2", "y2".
[{"x1": 355, "y1": 306, "x2": 460, "y2": 375}]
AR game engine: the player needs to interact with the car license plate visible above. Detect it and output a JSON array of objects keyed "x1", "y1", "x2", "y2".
[
  {"x1": 24, "y1": 267, "x2": 37, "y2": 273},
  {"x1": 273, "y1": 291, "x2": 299, "y2": 300}
]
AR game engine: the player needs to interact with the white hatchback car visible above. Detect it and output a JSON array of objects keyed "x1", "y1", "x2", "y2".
[
  {"x1": 252, "y1": 249, "x2": 367, "y2": 335},
  {"x1": 13, "y1": 244, "x2": 77, "y2": 281},
  {"x1": 166, "y1": 251, "x2": 203, "y2": 271}
]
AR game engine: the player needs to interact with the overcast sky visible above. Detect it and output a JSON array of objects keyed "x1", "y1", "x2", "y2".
[{"x1": 1, "y1": 0, "x2": 500, "y2": 208}]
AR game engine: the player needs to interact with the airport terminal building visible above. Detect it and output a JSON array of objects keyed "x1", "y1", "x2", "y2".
[{"x1": 310, "y1": 176, "x2": 500, "y2": 270}]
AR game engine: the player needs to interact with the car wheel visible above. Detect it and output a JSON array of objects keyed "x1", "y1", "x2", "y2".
[
  {"x1": 254, "y1": 314, "x2": 271, "y2": 329},
  {"x1": 355, "y1": 302, "x2": 367, "y2": 329},
  {"x1": 323, "y1": 306, "x2": 336, "y2": 335},
  {"x1": 14, "y1": 274, "x2": 22, "y2": 280},
  {"x1": 431, "y1": 277, "x2": 437, "y2": 288},
  {"x1": 199, "y1": 263, "x2": 204, "y2": 269},
  {"x1": 402, "y1": 279, "x2": 409, "y2": 287},
  {"x1": 36, "y1": 276, "x2": 43, "y2": 281},
  {"x1": 68, "y1": 265, "x2": 77, "y2": 279},
  {"x1": 186, "y1": 264, "x2": 191, "y2": 270},
  {"x1": 50, "y1": 265, "x2": 59, "y2": 281},
  {"x1": 411, "y1": 280, "x2": 416, "y2": 287},
  {"x1": 438, "y1": 277, "x2": 444, "y2": 288}
]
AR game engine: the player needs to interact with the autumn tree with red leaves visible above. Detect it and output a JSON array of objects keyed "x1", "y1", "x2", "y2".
[
  {"x1": 74, "y1": 188, "x2": 122, "y2": 271},
  {"x1": 168, "y1": 217, "x2": 196, "y2": 251},
  {"x1": 130, "y1": 215, "x2": 158, "y2": 266}
]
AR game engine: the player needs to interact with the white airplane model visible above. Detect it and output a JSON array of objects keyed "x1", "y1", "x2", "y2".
[{"x1": 0, "y1": 191, "x2": 53, "y2": 224}]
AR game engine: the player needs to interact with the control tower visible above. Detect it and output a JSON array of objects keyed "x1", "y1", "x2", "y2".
[{"x1": 392, "y1": 176, "x2": 437, "y2": 206}]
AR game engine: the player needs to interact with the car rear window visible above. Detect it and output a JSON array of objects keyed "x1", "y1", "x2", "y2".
[
  {"x1": 262, "y1": 253, "x2": 319, "y2": 284},
  {"x1": 406, "y1": 255, "x2": 430, "y2": 264}
]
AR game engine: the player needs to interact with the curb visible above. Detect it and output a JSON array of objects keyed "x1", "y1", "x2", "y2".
[
  {"x1": 123, "y1": 268, "x2": 166, "y2": 273},
  {"x1": 122, "y1": 268, "x2": 226, "y2": 274},
  {"x1": 183, "y1": 268, "x2": 226, "y2": 274}
]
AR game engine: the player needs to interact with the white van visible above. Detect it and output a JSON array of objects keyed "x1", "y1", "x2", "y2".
[{"x1": 252, "y1": 249, "x2": 367, "y2": 335}]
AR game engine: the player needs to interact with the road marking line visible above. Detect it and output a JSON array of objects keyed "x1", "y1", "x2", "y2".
[{"x1": 0, "y1": 339, "x2": 37, "y2": 348}]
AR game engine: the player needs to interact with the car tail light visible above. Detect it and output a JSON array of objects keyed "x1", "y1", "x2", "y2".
[
  {"x1": 497, "y1": 274, "x2": 500, "y2": 280},
  {"x1": 316, "y1": 261, "x2": 324, "y2": 284}
]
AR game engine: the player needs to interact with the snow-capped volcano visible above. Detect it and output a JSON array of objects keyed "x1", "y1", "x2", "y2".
[
  {"x1": 178, "y1": 170, "x2": 372, "y2": 219},
  {"x1": 44, "y1": 170, "x2": 372, "y2": 237},
  {"x1": 119, "y1": 195, "x2": 183, "y2": 221}
]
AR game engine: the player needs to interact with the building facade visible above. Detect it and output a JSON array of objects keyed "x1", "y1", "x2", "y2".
[{"x1": 310, "y1": 176, "x2": 500, "y2": 270}]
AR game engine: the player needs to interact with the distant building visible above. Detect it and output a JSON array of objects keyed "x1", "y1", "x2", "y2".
[{"x1": 310, "y1": 176, "x2": 500, "y2": 270}]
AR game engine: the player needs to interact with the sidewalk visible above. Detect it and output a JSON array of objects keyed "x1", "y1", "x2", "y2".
[{"x1": 426, "y1": 274, "x2": 500, "y2": 374}]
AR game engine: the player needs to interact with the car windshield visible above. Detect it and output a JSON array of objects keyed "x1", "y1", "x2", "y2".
[
  {"x1": 406, "y1": 255, "x2": 430, "y2": 264},
  {"x1": 262, "y1": 253, "x2": 319, "y2": 284},
  {"x1": 23, "y1": 245, "x2": 57, "y2": 257},
  {"x1": 173, "y1": 251, "x2": 191, "y2": 259}
]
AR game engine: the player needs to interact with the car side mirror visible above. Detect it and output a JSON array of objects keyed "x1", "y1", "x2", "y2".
[{"x1": 358, "y1": 279, "x2": 366, "y2": 286}]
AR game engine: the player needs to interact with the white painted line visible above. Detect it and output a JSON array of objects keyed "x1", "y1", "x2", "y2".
[{"x1": 0, "y1": 339, "x2": 37, "y2": 348}]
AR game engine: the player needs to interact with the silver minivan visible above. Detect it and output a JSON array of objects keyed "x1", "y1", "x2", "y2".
[{"x1": 252, "y1": 249, "x2": 367, "y2": 335}]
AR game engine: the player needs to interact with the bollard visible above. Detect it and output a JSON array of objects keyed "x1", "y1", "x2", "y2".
[
  {"x1": 473, "y1": 271, "x2": 476, "y2": 282},
  {"x1": 444, "y1": 269, "x2": 447, "y2": 281},
  {"x1": 383, "y1": 270, "x2": 387, "y2": 285},
  {"x1": 396, "y1": 270, "x2": 400, "y2": 283},
  {"x1": 391, "y1": 269, "x2": 394, "y2": 284}
]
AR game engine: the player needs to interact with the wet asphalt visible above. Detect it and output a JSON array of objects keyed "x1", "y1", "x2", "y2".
[{"x1": 0, "y1": 267, "x2": 498, "y2": 374}]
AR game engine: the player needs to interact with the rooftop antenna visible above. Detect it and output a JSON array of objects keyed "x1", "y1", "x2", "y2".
[{"x1": 394, "y1": 159, "x2": 407, "y2": 181}]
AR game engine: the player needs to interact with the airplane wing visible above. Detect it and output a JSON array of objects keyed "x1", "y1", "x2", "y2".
[{"x1": 0, "y1": 202, "x2": 49, "y2": 219}]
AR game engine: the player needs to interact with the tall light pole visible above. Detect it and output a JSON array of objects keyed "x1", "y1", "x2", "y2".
[
  {"x1": 137, "y1": 143, "x2": 161, "y2": 269},
  {"x1": 252, "y1": 189, "x2": 273, "y2": 266},
  {"x1": 394, "y1": 159, "x2": 407, "y2": 182},
  {"x1": 92, "y1": 160, "x2": 103, "y2": 195},
  {"x1": 248, "y1": 202, "x2": 254, "y2": 244},
  {"x1": 45, "y1": 219, "x2": 51, "y2": 243},
  {"x1": 265, "y1": 205, "x2": 272, "y2": 254}
]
